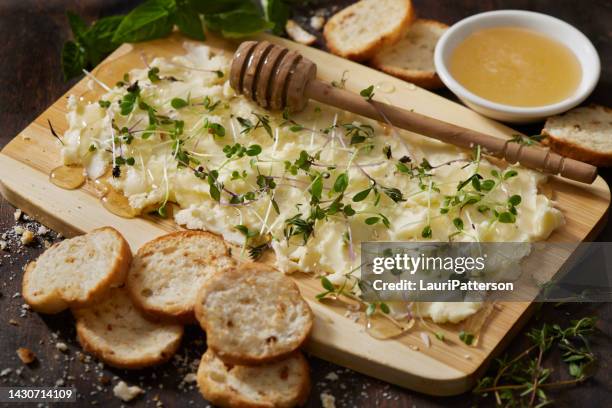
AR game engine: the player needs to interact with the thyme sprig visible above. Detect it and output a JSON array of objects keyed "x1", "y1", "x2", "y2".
[{"x1": 474, "y1": 317, "x2": 598, "y2": 407}]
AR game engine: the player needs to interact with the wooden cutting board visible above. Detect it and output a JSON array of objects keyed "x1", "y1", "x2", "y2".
[{"x1": 0, "y1": 33, "x2": 609, "y2": 396}]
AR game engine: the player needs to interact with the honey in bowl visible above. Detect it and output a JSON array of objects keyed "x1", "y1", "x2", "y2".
[{"x1": 449, "y1": 27, "x2": 582, "y2": 107}]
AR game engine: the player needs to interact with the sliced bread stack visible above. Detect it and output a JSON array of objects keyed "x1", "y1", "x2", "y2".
[
  {"x1": 323, "y1": 0, "x2": 449, "y2": 90},
  {"x1": 23, "y1": 227, "x2": 314, "y2": 406},
  {"x1": 194, "y1": 262, "x2": 313, "y2": 407},
  {"x1": 22, "y1": 227, "x2": 183, "y2": 369}
]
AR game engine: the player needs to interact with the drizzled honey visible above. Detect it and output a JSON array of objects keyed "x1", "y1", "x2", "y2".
[{"x1": 49, "y1": 165, "x2": 85, "y2": 190}]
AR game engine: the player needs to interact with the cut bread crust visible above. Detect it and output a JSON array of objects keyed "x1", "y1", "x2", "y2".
[
  {"x1": 542, "y1": 105, "x2": 612, "y2": 167},
  {"x1": 371, "y1": 19, "x2": 448, "y2": 89},
  {"x1": 195, "y1": 263, "x2": 313, "y2": 366},
  {"x1": 197, "y1": 349, "x2": 310, "y2": 408},
  {"x1": 73, "y1": 287, "x2": 183, "y2": 369},
  {"x1": 323, "y1": 0, "x2": 415, "y2": 61},
  {"x1": 126, "y1": 230, "x2": 235, "y2": 323},
  {"x1": 22, "y1": 227, "x2": 132, "y2": 314}
]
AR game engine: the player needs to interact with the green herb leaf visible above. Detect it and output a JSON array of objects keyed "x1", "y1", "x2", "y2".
[
  {"x1": 205, "y1": 9, "x2": 274, "y2": 38},
  {"x1": 504, "y1": 169, "x2": 518, "y2": 180},
  {"x1": 148, "y1": 67, "x2": 161, "y2": 82},
  {"x1": 380, "y1": 302, "x2": 390, "y2": 314},
  {"x1": 321, "y1": 276, "x2": 335, "y2": 292},
  {"x1": 61, "y1": 41, "x2": 86, "y2": 80},
  {"x1": 360, "y1": 85, "x2": 375, "y2": 101},
  {"x1": 174, "y1": 0, "x2": 205, "y2": 40},
  {"x1": 171, "y1": 97, "x2": 189, "y2": 109},
  {"x1": 333, "y1": 172, "x2": 349, "y2": 193},
  {"x1": 343, "y1": 205, "x2": 355, "y2": 216},
  {"x1": 206, "y1": 122, "x2": 225, "y2": 138},
  {"x1": 508, "y1": 195, "x2": 522, "y2": 207},
  {"x1": 365, "y1": 216, "x2": 380, "y2": 225},
  {"x1": 310, "y1": 175, "x2": 323, "y2": 203},
  {"x1": 67, "y1": 11, "x2": 88, "y2": 43},
  {"x1": 366, "y1": 303, "x2": 376, "y2": 317},
  {"x1": 381, "y1": 186, "x2": 405, "y2": 203},
  {"x1": 189, "y1": 0, "x2": 250, "y2": 14},
  {"x1": 421, "y1": 225, "x2": 432, "y2": 239},
  {"x1": 352, "y1": 187, "x2": 371, "y2": 202},
  {"x1": 246, "y1": 144, "x2": 262, "y2": 156},
  {"x1": 481, "y1": 179, "x2": 496, "y2": 191},
  {"x1": 498, "y1": 211, "x2": 516, "y2": 223},
  {"x1": 453, "y1": 217, "x2": 464, "y2": 230},
  {"x1": 459, "y1": 330, "x2": 474, "y2": 345},
  {"x1": 112, "y1": 0, "x2": 176, "y2": 43},
  {"x1": 262, "y1": 0, "x2": 289, "y2": 35}
]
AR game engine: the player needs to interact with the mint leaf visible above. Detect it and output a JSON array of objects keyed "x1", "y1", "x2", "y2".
[
  {"x1": 86, "y1": 15, "x2": 124, "y2": 55},
  {"x1": 61, "y1": 41, "x2": 86, "y2": 80},
  {"x1": 205, "y1": 9, "x2": 274, "y2": 38},
  {"x1": 113, "y1": 0, "x2": 176, "y2": 43},
  {"x1": 67, "y1": 11, "x2": 88, "y2": 43},
  {"x1": 189, "y1": 0, "x2": 252, "y2": 14},
  {"x1": 175, "y1": 0, "x2": 205, "y2": 40},
  {"x1": 262, "y1": 0, "x2": 289, "y2": 35}
]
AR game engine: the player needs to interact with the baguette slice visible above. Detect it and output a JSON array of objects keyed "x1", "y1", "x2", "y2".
[
  {"x1": 126, "y1": 231, "x2": 235, "y2": 323},
  {"x1": 323, "y1": 0, "x2": 415, "y2": 61},
  {"x1": 195, "y1": 263, "x2": 313, "y2": 365},
  {"x1": 371, "y1": 19, "x2": 449, "y2": 89},
  {"x1": 22, "y1": 227, "x2": 131, "y2": 314},
  {"x1": 197, "y1": 349, "x2": 310, "y2": 408},
  {"x1": 542, "y1": 105, "x2": 612, "y2": 166},
  {"x1": 73, "y1": 288, "x2": 183, "y2": 369}
]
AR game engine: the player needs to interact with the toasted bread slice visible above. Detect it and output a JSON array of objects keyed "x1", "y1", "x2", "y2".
[
  {"x1": 126, "y1": 230, "x2": 235, "y2": 323},
  {"x1": 195, "y1": 263, "x2": 313, "y2": 365},
  {"x1": 197, "y1": 349, "x2": 310, "y2": 408},
  {"x1": 542, "y1": 105, "x2": 612, "y2": 167},
  {"x1": 22, "y1": 227, "x2": 131, "y2": 314},
  {"x1": 371, "y1": 19, "x2": 448, "y2": 89},
  {"x1": 323, "y1": 0, "x2": 415, "y2": 61},
  {"x1": 73, "y1": 287, "x2": 183, "y2": 369}
]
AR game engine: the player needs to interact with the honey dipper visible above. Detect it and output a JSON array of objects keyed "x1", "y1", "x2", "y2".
[{"x1": 230, "y1": 41, "x2": 597, "y2": 184}]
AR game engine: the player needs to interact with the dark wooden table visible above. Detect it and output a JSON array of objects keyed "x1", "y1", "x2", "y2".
[{"x1": 0, "y1": 1, "x2": 610, "y2": 407}]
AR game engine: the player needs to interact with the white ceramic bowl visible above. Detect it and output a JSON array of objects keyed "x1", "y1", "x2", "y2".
[{"x1": 434, "y1": 10, "x2": 600, "y2": 123}]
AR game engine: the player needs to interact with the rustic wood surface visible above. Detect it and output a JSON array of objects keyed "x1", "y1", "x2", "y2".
[{"x1": 0, "y1": 1, "x2": 610, "y2": 407}]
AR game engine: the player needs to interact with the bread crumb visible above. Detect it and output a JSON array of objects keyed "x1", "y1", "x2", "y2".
[
  {"x1": 0, "y1": 240, "x2": 6, "y2": 251},
  {"x1": 55, "y1": 342, "x2": 68, "y2": 352},
  {"x1": 325, "y1": 372, "x2": 339, "y2": 381},
  {"x1": 183, "y1": 373, "x2": 197, "y2": 383},
  {"x1": 37, "y1": 226, "x2": 49, "y2": 235},
  {"x1": 320, "y1": 391, "x2": 336, "y2": 408},
  {"x1": 14, "y1": 209, "x2": 22, "y2": 221},
  {"x1": 21, "y1": 230, "x2": 35, "y2": 245},
  {"x1": 113, "y1": 381, "x2": 144, "y2": 402},
  {"x1": 310, "y1": 15, "x2": 325, "y2": 30},
  {"x1": 0, "y1": 368, "x2": 12, "y2": 377},
  {"x1": 17, "y1": 348, "x2": 36, "y2": 364},
  {"x1": 14, "y1": 226, "x2": 24, "y2": 235},
  {"x1": 286, "y1": 19, "x2": 317, "y2": 45}
]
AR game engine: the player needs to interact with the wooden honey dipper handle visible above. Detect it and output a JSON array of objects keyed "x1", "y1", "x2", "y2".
[{"x1": 230, "y1": 41, "x2": 597, "y2": 184}]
